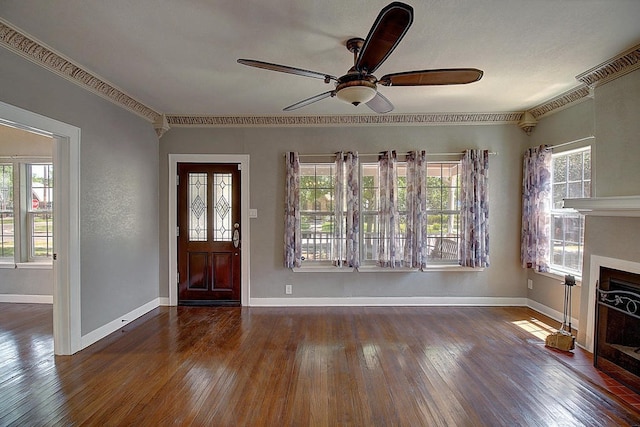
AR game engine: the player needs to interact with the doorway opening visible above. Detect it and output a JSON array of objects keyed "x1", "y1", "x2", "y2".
[{"x1": 0, "y1": 100, "x2": 81, "y2": 355}]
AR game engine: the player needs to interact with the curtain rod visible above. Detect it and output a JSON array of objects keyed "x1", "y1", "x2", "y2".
[
  {"x1": 289, "y1": 151, "x2": 498, "y2": 158},
  {"x1": 549, "y1": 135, "x2": 594, "y2": 150}
]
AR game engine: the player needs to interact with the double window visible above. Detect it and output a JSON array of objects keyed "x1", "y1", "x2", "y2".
[
  {"x1": 285, "y1": 150, "x2": 488, "y2": 268},
  {"x1": 0, "y1": 160, "x2": 53, "y2": 265}
]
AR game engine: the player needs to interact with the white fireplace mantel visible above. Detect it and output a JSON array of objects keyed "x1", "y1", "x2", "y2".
[{"x1": 563, "y1": 195, "x2": 640, "y2": 217}]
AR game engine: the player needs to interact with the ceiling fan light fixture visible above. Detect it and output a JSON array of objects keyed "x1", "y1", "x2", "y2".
[{"x1": 335, "y1": 80, "x2": 377, "y2": 106}]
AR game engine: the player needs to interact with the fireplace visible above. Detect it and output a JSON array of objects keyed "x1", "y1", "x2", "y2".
[{"x1": 595, "y1": 266, "x2": 640, "y2": 393}]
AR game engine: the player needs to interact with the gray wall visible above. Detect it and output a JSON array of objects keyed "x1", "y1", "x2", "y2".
[
  {"x1": 525, "y1": 99, "x2": 595, "y2": 322},
  {"x1": 0, "y1": 48, "x2": 160, "y2": 335},
  {"x1": 525, "y1": 69, "x2": 640, "y2": 346},
  {"x1": 160, "y1": 124, "x2": 528, "y2": 301},
  {"x1": 577, "y1": 69, "x2": 640, "y2": 345},
  {"x1": 0, "y1": 125, "x2": 54, "y2": 296}
]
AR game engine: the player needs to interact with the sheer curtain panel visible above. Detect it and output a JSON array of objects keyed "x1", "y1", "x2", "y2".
[
  {"x1": 377, "y1": 151, "x2": 400, "y2": 267},
  {"x1": 460, "y1": 149, "x2": 490, "y2": 268},
  {"x1": 284, "y1": 152, "x2": 301, "y2": 268},
  {"x1": 345, "y1": 152, "x2": 360, "y2": 268},
  {"x1": 520, "y1": 145, "x2": 552, "y2": 272},
  {"x1": 404, "y1": 150, "x2": 427, "y2": 269}
]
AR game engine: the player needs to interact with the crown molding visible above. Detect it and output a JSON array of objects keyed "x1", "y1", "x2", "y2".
[
  {"x1": 0, "y1": 20, "x2": 161, "y2": 123},
  {"x1": 576, "y1": 44, "x2": 640, "y2": 88},
  {"x1": 528, "y1": 85, "x2": 592, "y2": 119},
  {"x1": 166, "y1": 112, "x2": 522, "y2": 128}
]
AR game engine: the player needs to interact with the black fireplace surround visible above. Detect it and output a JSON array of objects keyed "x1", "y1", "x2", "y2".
[{"x1": 595, "y1": 267, "x2": 640, "y2": 394}]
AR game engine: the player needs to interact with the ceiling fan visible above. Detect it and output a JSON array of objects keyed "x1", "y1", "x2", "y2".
[{"x1": 237, "y1": 2, "x2": 483, "y2": 113}]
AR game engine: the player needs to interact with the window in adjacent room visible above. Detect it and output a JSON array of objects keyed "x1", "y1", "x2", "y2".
[
  {"x1": 0, "y1": 163, "x2": 14, "y2": 262},
  {"x1": 0, "y1": 160, "x2": 53, "y2": 265},
  {"x1": 27, "y1": 163, "x2": 54, "y2": 260},
  {"x1": 550, "y1": 147, "x2": 590, "y2": 275}
]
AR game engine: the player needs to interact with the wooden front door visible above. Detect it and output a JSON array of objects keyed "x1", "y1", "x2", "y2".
[{"x1": 177, "y1": 163, "x2": 241, "y2": 305}]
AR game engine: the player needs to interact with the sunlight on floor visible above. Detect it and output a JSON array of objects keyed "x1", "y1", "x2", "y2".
[{"x1": 512, "y1": 318, "x2": 559, "y2": 341}]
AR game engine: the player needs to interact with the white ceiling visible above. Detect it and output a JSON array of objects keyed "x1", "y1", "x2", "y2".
[{"x1": 1, "y1": 0, "x2": 640, "y2": 117}]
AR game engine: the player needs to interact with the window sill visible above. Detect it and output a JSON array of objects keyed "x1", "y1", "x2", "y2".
[
  {"x1": 292, "y1": 264, "x2": 484, "y2": 273},
  {"x1": 16, "y1": 262, "x2": 53, "y2": 270},
  {"x1": 0, "y1": 263, "x2": 15, "y2": 269},
  {"x1": 533, "y1": 270, "x2": 582, "y2": 286}
]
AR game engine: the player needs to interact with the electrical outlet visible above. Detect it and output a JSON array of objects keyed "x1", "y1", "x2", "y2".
[
  {"x1": 527, "y1": 279, "x2": 533, "y2": 289},
  {"x1": 285, "y1": 284, "x2": 293, "y2": 295}
]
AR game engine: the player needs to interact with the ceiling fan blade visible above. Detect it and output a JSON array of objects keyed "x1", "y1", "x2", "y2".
[
  {"x1": 365, "y1": 92, "x2": 394, "y2": 114},
  {"x1": 355, "y1": 2, "x2": 413, "y2": 74},
  {"x1": 283, "y1": 91, "x2": 335, "y2": 111},
  {"x1": 379, "y1": 68, "x2": 484, "y2": 86},
  {"x1": 237, "y1": 59, "x2": 338, "y2": 82}
]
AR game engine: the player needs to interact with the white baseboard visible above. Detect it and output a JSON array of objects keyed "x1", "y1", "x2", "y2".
[
  {"x1": 250, "y1": 296, "x2": 528, "y2": 307},
  {"x1": 527, "y1": 299, "x2": 579, "y2": 330},
  {"x1": 80, "y1": 298, "x2": 160, "y2": 350},
  {"x1": 0, "y1": 294, "x2": 53, "y2": 304},
  {"x1": 158, "y1": 297, "x2": 171, "y2": 306}
]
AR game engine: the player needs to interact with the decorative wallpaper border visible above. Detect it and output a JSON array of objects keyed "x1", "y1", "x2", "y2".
[
  {"x1": 576, "y1": 45, "x2": 640, "y2": 88},
  {"x1": 1, "y1": 18, "x2": 638, "y2": 131},
  {"x1": 0, "y1": 20, "x2": 161, "y2": 123},
  {"x1": 166, "y1": 112, "x2": 522, "y2": 127},
  {"x1": 528, "y1": 85, "x2": 592, "y2": 119}
]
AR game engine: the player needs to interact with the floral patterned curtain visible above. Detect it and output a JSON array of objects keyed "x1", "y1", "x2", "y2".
[
  {"x1": 334, "y1": 152, "x2": 360, "y2": 268},
  {"x1": 521, "y1": 145, "x2": 552, "y2": 272},
  {"x1": 404, "y1": 150, "x2": 427, "y2": 269},
  {"x1": 334, "y1": 152, "x2": 346, "y2": 266},
  {"x1": 345, "y1": 152, "x2": 360, "y2": 268},
  {"x1": 377, "y1": 151, "x2": 400, "y2": 267},
  {"x1": 284, "y1": 152, "x2": 301, "y2": 268},
  {"x1": 460, "y1": 149, "x2": 490, "y2": 268}
]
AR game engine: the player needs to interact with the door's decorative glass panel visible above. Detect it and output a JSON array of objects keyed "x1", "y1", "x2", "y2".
[
  {"x1": 188, "y1": 173, "x2": 207, "y2": 241},
  {"x1": 213, "y1": 173, "x2": 232, "y2": 241}
]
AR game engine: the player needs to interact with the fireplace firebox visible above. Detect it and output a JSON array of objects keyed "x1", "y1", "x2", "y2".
[{"x1": 595, "y1": 267, "x2": 640, "y2": 394}]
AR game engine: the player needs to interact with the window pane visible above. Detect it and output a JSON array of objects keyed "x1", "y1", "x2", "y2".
[
  {"x1": 30, "y1": 212, "x2": 53, "y2": 258},
  {"x1": 552, "y1": 183, "x2": 566, "y2": 209},
  {"x1": 568, "y1": 153, "x2": 583, "y2": 181},
  {"x1": 0, "y1": 164, "x2": 14, "y2": 259},
  {"x1": 583, "y1": 151, "x2": 591, "y2": 180},
  {"x1": 553, "y1": 156, "x2": 566, "y2": 182},
  {"x1": 30, "y1": 164, "x2": 53, "y2": 211},
  {"x1": 361, "y1": 164, "x2": 378, "y2": 211},
  {"x1": 425, "y1": 162, "x2": 461, "y2": 263},
  {"x1": 568, "y1": 182, "x2": 583, "y2": 199},
  {"x1": 299, "y1": 164, "x2": 337, "y2": 262},
  {"x1": 188, "y1": 172, "x2": 207, "y2": 241},
  {"x1": 29, "y1": 163, "x2": 53, "y2": 259},
  {"x1": 213, "y1": 173, "x2": 232, "y2": 241}
]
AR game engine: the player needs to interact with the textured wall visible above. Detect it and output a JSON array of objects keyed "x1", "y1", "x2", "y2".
[
  {"x1": 160, "y1": 124, "x2": 528, "y2": 302},
  {"x1": 0, "y1": 48, "x2": 160, "y2": 334},
  {"x1": 577, "y1": 69, "x2": 640, "y2": 345}
]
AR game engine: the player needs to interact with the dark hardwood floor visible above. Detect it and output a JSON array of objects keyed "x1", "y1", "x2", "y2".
[{"x1": 1, "y1": 303, "x2": 639, "y2": 426}]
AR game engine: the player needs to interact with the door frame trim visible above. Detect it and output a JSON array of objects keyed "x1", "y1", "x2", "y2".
[
  {"x1": 0, "y1": 100, "x2": 82, "y2": 355},
  {"x1": 168, "y1": 154, "x2": 250, "y2": 306}
]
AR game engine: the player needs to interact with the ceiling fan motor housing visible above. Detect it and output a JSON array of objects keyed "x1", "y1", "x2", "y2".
[{"x1": 335, "y1": 74, "x2": 377, "y2": 106}]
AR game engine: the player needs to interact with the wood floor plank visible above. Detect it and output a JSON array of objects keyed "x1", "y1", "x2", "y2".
[{"x1": 1, "y1": 303, "x2": 640, "y2": 426}]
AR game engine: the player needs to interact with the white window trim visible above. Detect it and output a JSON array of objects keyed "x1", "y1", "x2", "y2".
[{"x1": 548, "y1": 146, "x2": 590, "y2": 278}]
